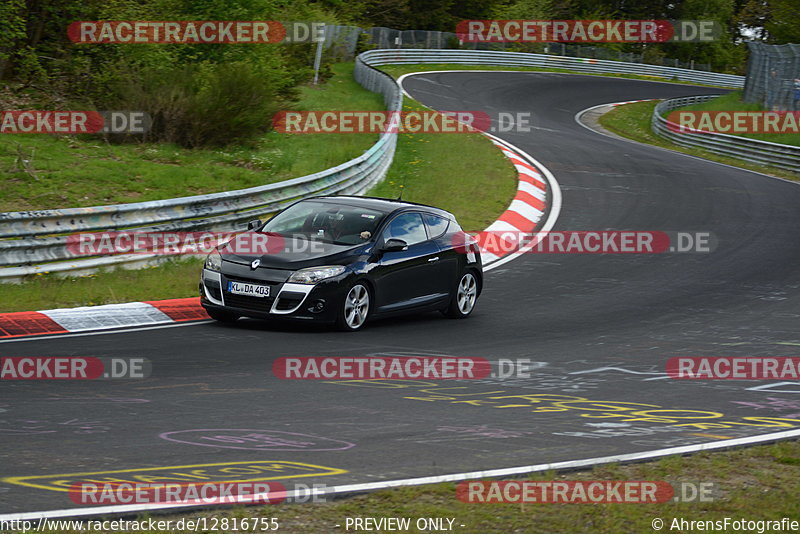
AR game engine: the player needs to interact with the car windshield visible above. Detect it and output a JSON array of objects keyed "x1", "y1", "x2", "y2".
[{"x1": 262, "y1": 201, "x2": 386, "y2": 245}]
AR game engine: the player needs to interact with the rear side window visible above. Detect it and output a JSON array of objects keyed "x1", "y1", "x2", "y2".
[
  {"x1": 383, "y1": 212, "x2": 428, "y2": 246},
  {"x1": 423, "y1": 213, "x2": 450, "y2": 239}
]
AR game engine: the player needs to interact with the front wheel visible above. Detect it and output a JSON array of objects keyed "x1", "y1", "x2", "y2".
[
  {"x1": 336, "y1": 282, "x2": 371, "y2": 331},
  {"x1": 444, "y1": 271, "x2": 478, "y2": 318}
]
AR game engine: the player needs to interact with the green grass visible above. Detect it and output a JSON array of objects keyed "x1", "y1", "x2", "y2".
[
  {"x1": 29, "y1": 439, "x2": 800, "y2": 533},
  {"x1": 0, "y1": 63, "x2": 383, "y2": 212},
  {"x1": 379, "y1": 63, "x2": 731, "y2": 89},
  {"x1": 368, "y1": 98, "x2": 516, "y2": 232},
  {"x1": 598, "y1": 100, "x2": 800, "y2": 181},
  {"x1": 663, "y1": 91, "x2": 800, "y2": 147},
  {"x1": 0, "y1": 258, "x2": 204, "y2": 312}
]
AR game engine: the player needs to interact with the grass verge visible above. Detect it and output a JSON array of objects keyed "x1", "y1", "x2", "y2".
[
  {"x1": 663, "y1": 91, "x2": 800, "y2": 147},
  {"x1": 0, "y1": 258, "x2": 203, "y2": 312},
  {"x1": 0, "y1": 63, "x2": 383, "y2": 212},
  {"x1": 33, "y1": 439, "x2": 800, "y2": 533},
  {"x1": 598, "y1": 100, "x2": 800, "y2": 181}
]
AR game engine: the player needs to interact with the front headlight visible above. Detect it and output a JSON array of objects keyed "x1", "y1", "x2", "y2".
[
  {"x1": 288, "y1": 265, "x2": 346, "y2": 285},
  {"x1": 204, "y1": 250, "x2": 222, "y2": 271}
]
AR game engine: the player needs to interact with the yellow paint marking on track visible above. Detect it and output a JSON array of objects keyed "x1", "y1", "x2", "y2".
[{"x1": 3, "y1": 461, "x2": 347, "y2": 492}]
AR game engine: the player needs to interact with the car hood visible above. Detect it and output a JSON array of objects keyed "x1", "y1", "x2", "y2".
[{"x1": 221, "y1": 237, "x2": 366, "y2": 270}]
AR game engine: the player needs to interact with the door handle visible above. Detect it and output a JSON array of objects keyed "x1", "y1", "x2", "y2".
[{"x1": 428, "y1": 257, "x2": 439, "y2": 262}]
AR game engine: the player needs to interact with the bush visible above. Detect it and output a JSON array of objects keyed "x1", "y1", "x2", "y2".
[
  {"x1": 0, "y1": 0, "x2": 336, "y2": 148},
  {"x1": 111, "y1": 62, "x2": 289, "y2": 148}
]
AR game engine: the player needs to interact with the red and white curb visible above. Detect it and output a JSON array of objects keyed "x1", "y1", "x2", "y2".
[
  {"x1": 478, "y1": 137, "x2": 549, "y2": 265},
  {"x1": 0, "y1": 298, "x2": 207, "y2": 339}
]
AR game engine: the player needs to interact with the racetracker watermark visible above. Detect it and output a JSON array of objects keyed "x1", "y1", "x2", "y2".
[
  {"x1": 667, "y1": 357, "x2": 800, "y2": 380},
  {"x1": 667, "y1": 111, "x2": 800, "y2": 135},
  {"x1": 454, "y1": 231, "x2": 716, "y2": 255},
  {"x1": 66, "y1": 231, "x2": 291, "y2": 256},
  {"x1": 0, "y1": 357, "x2": 150, "y2": 380},
  {"x1": 274, "y1": 357, "x2": 542, "y2": 380},
  {"x1": 70, "y1": 482, "x2": 275, "y2": 505},
  {"x1": 457, "y1": 480, "x2": 716, "y2": 503},
  {"x1": 273, "y1": 110, "x2": 493, "y2": 134},
  {"x1": 0, "y1": 111, "x2": 150, "y2": 134},
  {"x1": 68, "y1": 21, "x2": 287, "y2": 44},
  {"x1": 274, "y1": 357, "x2": 492, "y2": 380},
  {"x1": 68, "y1": 481, "x2": 328, "y2": 505},
  {"x1": 456, "y1": 20, "x2": 720, "y2": 43}
]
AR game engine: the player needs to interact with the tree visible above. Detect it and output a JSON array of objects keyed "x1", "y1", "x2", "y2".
[
  {"x1": 764, "y1": 0, "x2": 800, "y2": 44},
  {"x1": 0, "y1": 0, "x2": 27, "y2": 81},
  {"x1": 663, "y1": 0, "x2": 747, "y2": 72},
  {"x1": 734, "y1": 0, "x2": 769, "y2": 41},
  {"x1": 494, "y1": 0, "x2": 553, "y2": 19}
]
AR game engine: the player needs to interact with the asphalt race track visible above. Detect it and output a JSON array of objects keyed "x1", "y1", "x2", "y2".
[{"x1": 3, "y1": 72, "x2": 800, "y2": 515}]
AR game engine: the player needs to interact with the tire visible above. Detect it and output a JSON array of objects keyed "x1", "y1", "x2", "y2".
[
  {"x1": 206, "y1": 308, "x2": 239, "y2": 323},
  {"x1": 444, "y1": 271, "x2": 478, "y2": 318},
  {"x1": 336, "y1": 282, "x2": 371, "y2": 331}
]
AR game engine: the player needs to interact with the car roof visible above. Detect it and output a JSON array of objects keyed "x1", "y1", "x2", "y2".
[{"x1": 308, "y1": 195, "x2": 454, "y2": 218}]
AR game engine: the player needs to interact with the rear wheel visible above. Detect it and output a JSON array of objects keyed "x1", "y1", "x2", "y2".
[
  {"x1": 444, "y1": 271, "x2": 478, "y2": 318},
  {"x1": 336, "y1": 282, "x2": 371, "y2": 331},
  {"x1": 206, "y1": 308, "x2": 239, "y2": 323}
]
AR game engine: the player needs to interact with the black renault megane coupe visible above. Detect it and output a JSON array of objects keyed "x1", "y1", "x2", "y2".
[{"x1": 200, "y1": 196, "x2": 483, "y2": 331}]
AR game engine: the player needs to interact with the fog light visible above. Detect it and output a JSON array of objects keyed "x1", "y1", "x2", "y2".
[{"x1": 308, "y1": 299, "x2": 326, "y2": 313}]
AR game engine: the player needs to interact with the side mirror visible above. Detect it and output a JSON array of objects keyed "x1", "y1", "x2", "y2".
[
  {"x1": 382, "y1": 238, "x2": 408, "y2": 252},
  {"x1": 247, "y1": 219, "x2": 262, "y2": 231}
]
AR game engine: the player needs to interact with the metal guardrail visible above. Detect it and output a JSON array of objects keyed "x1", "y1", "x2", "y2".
[
  {"x1": 0, "y1": 48, "x2": 748, "y2": 281},
  {"x1": 0, "y1": 56, "x2": 402, "y2": 280},
  {"x1": 359, "y1": 49, "x2": 744, "y2": 88},
  {"x1": 651, "y1": 95, "x2": 800, "y2": 173},
  {"x1": 328, "y1": 25, "x2": 715, "y2": 72}
]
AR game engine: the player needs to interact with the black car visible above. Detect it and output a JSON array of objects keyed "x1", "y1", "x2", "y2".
[{"x1": 200, "y1": 196, "x2": 483, "y2": 331}]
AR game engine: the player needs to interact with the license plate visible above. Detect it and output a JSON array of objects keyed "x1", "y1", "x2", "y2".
[{"x1": 227, "y1": 281, "x2": 270, "y2": 297}]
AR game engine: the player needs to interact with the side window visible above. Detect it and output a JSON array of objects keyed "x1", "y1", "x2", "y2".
[
  {"x1": 383, "y1": 213, "x2": 428, "y2": 246},
  {"x1": 423, "y1": 213, "x2": 450, "y2": 239}
]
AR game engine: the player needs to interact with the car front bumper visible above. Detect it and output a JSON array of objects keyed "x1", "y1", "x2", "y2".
[{"x1": 200, "y1": 266, "x2": 348, "y2": 322}]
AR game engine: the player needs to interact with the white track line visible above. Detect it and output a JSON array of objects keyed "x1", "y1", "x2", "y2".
[{"x1": 4, "y1": 427, "x2": 800, "y2": 521}]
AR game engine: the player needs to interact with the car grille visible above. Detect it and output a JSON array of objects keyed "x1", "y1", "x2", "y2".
[{"x1": 223, "y1": 293, "x2": 275, "y2": 312}]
